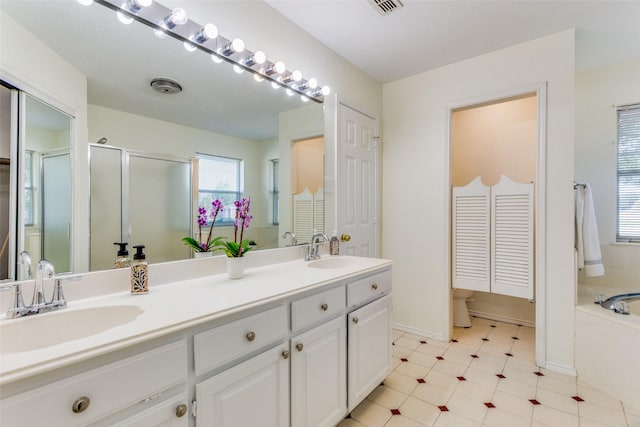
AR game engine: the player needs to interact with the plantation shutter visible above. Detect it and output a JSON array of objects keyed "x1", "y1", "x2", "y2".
[
  {"x1": 452, "y1": 177, "x2": 490, "y2": 292},
  {"x1": 617, "y1": 104, "x2": 640, "y2": 241},
  {"x1": 491, "y1": 175, "x2": 534, "y2": 299}
]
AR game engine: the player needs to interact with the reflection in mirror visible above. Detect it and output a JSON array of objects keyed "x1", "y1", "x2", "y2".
[
  {"x1": 0, "y1": 87, "x2": 73, "y2": 280},
  {"x1": 0, "y1": 0, "x2": 324, "y2": 276}
]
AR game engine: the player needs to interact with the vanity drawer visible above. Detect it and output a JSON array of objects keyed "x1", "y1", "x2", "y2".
[
  {"x1": 194, "y1": 305, "x2": 288, "y2": 376},
  {"x1": 0, "y1": 340, "x2": 187, "y2": 427},
  {"x1": 347, "y1": 269, "x2": 392, "y2": 307},
  {"x1": 291, "y1": 285, "x2": 346, "y2": 332}
]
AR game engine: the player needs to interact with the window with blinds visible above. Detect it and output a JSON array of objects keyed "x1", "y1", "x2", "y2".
[{"x1": 617, "y1": 103, "x2": 640, "y2": 241}]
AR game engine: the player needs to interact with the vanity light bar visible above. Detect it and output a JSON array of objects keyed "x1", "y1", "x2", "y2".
[{"x1": 85, "y1": 0, "x2": 329, "y2": 103}]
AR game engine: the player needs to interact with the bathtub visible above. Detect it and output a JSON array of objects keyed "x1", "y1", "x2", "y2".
[{"x1": 576, "y1": 283, "x2": 640, "y2": 411}]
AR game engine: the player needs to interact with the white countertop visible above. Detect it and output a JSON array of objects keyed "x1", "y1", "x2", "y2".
[{"x1": 0, "y1": 256, "x2": 392, "y2": 386}]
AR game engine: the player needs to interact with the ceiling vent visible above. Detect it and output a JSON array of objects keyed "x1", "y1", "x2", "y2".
[
  {"x1": 367, "y1": 0, "x2": 404, "y2": 16},
  {"x1": 150, "y1": 78, "x2": 183, "y2": 94}
]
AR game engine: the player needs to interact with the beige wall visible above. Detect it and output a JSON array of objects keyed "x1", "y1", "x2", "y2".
[
  {"x1": 575, "y1": 60, "x2": 640, "y2": 290},
  {"x1": 451, "y1": 96, "x2": 537, "y2": 325},
  {"x1": 451, "y1": 95, "x2": 537, "y2": 187},
  {"x1": 383, "y1": 30, "x2": 576, "y2": 372},
  {"x1": 293, "y1": 137, "x2": 323, "y2": 194}
]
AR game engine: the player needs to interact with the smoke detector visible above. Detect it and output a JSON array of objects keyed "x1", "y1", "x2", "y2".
[
  {"x1": 150, "y1": 78, "x2": 183, "y2": 94},
  {"x1": 367, "y1": 0, "x2": 404, "y2": 16}
]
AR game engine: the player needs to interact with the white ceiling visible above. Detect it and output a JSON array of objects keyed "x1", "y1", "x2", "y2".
[{"x1": 265, "y1": 0, "x2": 640, "y2": 83}]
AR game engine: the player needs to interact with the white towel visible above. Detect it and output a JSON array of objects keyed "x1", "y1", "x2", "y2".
[{"x1": 575, "y1": 183, "x2": 604, "y2": 277}]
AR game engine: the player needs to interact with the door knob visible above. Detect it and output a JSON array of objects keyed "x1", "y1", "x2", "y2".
[{"x1": 341, "y1": 234, "x2": 351, "y2": 242}]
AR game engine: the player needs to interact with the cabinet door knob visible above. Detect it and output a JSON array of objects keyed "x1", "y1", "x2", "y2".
[
  {"x1": 72, "y1": 396, "x2": 90, "y2": 414},
  {"x1": 320, "y1": 303, "x2": 328, "y2": 311},
  {"x1": 175, "y1": 404, "x2": 188, "y2": 418},
  {"x1": 282, "y1": 350, "x2": 290, "y2": 360},
  {"x1": 246, "y1": 331, "x2": 256, "y2": 342},
  {"x1": 371, "y1": 283, "x2": 378, "y2": 291},
  {"x1": 296, "y1": 343, "x2": 304, "y2": 352},
  {"x1": 341, "y1": 234, "x2": 351, "y2": 242},
  {"x1": 352, "y1": 317, "x2": 359, "y2": 324}
]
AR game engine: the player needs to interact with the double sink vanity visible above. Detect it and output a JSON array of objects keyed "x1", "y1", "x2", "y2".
[{"x1": 0, "y1": 252, "x2": 393, "y2": 427}]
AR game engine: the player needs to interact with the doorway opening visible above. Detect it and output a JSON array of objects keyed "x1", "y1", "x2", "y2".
[{"x1": 448, "y1": 86, "x2": 546, "y2": 367}]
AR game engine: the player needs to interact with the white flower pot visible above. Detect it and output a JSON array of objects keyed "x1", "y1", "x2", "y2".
[
  {"x1": 194, "y1": 251, "x2": 213, "y2": 259},
  {"x1": 226, "y1": 256, "x2": 245, "y2": 279}
]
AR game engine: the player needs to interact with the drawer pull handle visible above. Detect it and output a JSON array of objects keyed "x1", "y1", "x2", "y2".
[
  {"x1": 320, "y1": 303, "x2": 328, "y2": 311},
  {"x1": 246, "y1": 331, "x2": 256, "y2": 342},
  {"x1": 72, "y1": 396, "x2": 90, "y2": 414},
  {"x1": 175, "y1": 404, "x2": 188, "y2": 418},
  {"x1": 371, "y1": 283, "x2": 379, "y2": 291},
  {"x1": 296, "y1": 343, "x2": 304, "y2": 352},
  {"x1": 282, "y1": 350, "x2": 290, "y2": 359},
  {"x1": 352, "y1": 316, "x2": 359, "y2": 324}
]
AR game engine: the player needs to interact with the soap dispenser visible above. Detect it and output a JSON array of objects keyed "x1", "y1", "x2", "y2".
[
  {"x1": 130, "y1": 245, "x2": 148, "y2": 295},
  {"x1": 330, "y1": 230, "x2": 340, "y2": 255},
  {"x1": 114, "y1": 242, "x2": 130, "y2": 268}
]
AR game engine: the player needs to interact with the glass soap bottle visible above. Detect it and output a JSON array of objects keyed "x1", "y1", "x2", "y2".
[
  {"x1": 114, "y1": 242, "x2": 130, "y2": 268},
  {"x1": 131, "y1": 245, "x2": 148, "y2": 295},
  {"x1": 330, "y1": 230, "x2": 340, "y2": 255}
]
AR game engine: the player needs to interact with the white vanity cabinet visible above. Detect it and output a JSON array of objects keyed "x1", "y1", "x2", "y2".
[
  {"x1": 345, "y1": 269, "x2": 393, "y2": 411},
  {"x1": 195, "y1": 344, "x2": 290, "y2": 427},
  {"x1": 0, "y1": 340, "x2": 188, "y2": 427},
  {"x1": 290, "y1": 287, "x2": 347, "y2": 427}
]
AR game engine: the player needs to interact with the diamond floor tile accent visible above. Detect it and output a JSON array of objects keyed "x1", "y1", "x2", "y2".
[{"x1": 341, "y1": 318, "x2": 630, "y2": 427}]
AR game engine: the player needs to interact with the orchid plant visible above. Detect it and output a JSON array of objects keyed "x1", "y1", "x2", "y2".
[
  {"x1": 182, "y1": 199, "x2": 224, "y2": 253},
  {"x1": 218, "y1": 197, "x2": 254, "y2": 258}
]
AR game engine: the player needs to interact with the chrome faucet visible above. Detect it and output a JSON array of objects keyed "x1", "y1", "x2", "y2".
[
  {"x1": 306, "y1": 233, "x2": 329, "y2": 261},
  {"x1": 19, "y1": 250, "x2": 32, "y2": 281},
  {"x1": 598, "y1": 292, "x2": 640, "y2": 314},
  {"x1": 282, "y1": 231, "x2": 297, "y2": 247},
  {"x1": 2, "y1": 259, "x2": 70, "y2": 319}
]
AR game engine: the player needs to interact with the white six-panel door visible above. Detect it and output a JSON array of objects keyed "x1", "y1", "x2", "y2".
[{"x1": 338, "y1": 104, "x2": 377, "y2": 257}]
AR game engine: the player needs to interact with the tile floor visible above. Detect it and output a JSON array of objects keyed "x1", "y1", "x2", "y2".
[{"x1": 338, "y1": 317, "x2": 639, "y2": 427}]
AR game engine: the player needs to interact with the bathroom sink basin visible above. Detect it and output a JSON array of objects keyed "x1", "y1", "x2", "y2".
[
  {"x1": 0, "y1": 305, "x2": 144, "y2": 354},
  {"x1": 307, "y1": 257, "x2": 361, "y2": 269}
]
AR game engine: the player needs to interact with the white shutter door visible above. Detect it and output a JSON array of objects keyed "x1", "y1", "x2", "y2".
[
  {"x1": 452, "y1": 177, "x2": 490, "y2": 292},
  {"x1": 294, "y1": 188, "x2": 314, "y2": 244},
  {"x1": 491, "y1": 175, "x2": 534, "y2": 299}
]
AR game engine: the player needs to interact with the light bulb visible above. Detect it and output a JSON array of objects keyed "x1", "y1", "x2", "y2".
[
  {"x1": 233, "y1": 65, "x2": 244, "y2": 74},
  {"x1": 291, "y1": 70, "x2": 302, "y2": 82},
  {"x1": 274, "y1": 61, "x2": 286, "y2": 74},
  {"x1": 254, "y1": 74, "x2": 264, "y2": 82},
  {"x1": 307, "y1": 78, "x2": 318, "y2": 89},
  {"x1": 125, "y1": 0, "x2": 151, "y2": 13},
  {"x1": 321, "y1": 86, "x2": 331, "y2": 96},
  {"x1": 164, "y1": 7, "x2": 187, "y2": 28},
  {"x1": 194, "y1": 23, "x2": 218, "y2": 43},
  {"x1": 77, "y1": 0, "x2": 93, "y2": 5},
  {"x1": 117, "y1": 11, "x2": 133, "y2": 24},
  {"x1": 245, "y1": 51, "x2": 266, "y2": 67},
  {"x1": 271, "y1": 82, "x2": 280, "y2": 89},
  {"x1": 220, "y1": 38, "x2": 245, "y2": 56},
  {"x1": 211, "y1": 54, "x2": 223, "y2": 64},
  {"x1": 183, "y1": 41, "x2": 197, "y2": 52},
  {"x1": 286, "y1": 88, "x2": 294, "y2": 96},
  {"x1": 154, "y1": 28, "x2": 168, "y2": 39},
  {"x1": 301, "y1": 95, "x2": 309, "y2": 102}
]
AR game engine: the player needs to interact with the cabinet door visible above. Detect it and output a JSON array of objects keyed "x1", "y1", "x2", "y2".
[
  {"x1": 291, "y1": 315, "x2": 347, "y2": 427},
  {"x1": 195, "y1": 345, "x2": 289, "y2": 427},
  {"x1": 112, "y1": 394, "x2": 189, "y2": 427},
  {"x1": 348, "y1": 294, "x2": 392, "y2": 411}
]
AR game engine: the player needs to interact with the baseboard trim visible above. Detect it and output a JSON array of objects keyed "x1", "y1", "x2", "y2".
[
  {"x1": 392, "y1": 322, "x2": 446, "y2": 342},
  {"x1": 544, "y1": 361, "x2": 577, "y2": 377},
  {"x1": 468, "y1": 310, "x2": 536, "y2": 329}
]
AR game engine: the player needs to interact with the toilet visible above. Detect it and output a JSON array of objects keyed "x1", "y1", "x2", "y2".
[{"x1": 452, "y1": 288, "x2": 474, "y2": 328}]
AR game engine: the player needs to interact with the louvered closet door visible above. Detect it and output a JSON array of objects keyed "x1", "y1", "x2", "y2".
[
  {"x1": 491, "y1": 175, "x2": 534, "y2": 299},
  {"x1": 452, "y1": 177, "x2": 490, "y2": 292}
]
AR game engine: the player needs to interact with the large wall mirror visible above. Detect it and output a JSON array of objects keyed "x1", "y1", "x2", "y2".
[{"x1": 0, "y1": 0, "x2": 324, "y2": 279}]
